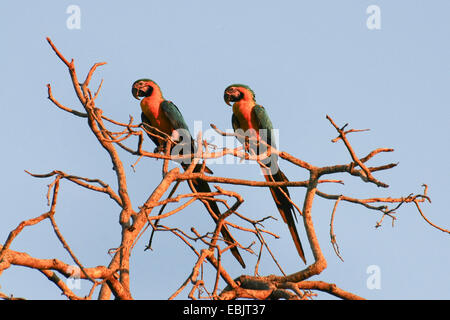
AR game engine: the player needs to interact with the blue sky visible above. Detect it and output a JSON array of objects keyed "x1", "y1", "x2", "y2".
[{"x1": 0, "y1": 1, "x2": 449, "y2": 300}]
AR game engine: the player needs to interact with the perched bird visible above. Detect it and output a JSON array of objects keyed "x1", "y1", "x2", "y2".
[
  {"x1": 132, "y1": 79, "x2": 246, "y2": 268},
  {"x1": 223, "y1": 84, "x2": 306, "y2": 264}
]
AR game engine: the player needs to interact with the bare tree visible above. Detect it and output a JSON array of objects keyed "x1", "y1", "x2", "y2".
[{"x1": 0, "y1": 38, "x2": 446, "y2": 300}]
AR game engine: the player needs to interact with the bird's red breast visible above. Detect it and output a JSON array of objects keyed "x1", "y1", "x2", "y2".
[
  {"x1": 232, "y1": 100, "x2": 260, "y2": 139},
  {"x1": 140, "y1": 96, "x2": 174, "y2": 136}
]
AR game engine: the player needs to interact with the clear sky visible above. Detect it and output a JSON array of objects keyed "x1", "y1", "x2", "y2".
[{"x1": 0, "y1": 1, "x2": 449, "y2": 300}]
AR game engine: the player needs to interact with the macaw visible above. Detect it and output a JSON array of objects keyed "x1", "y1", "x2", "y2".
[
  {"x1": 132, "y1": 79, "x2": 246, "y2": 268},
  {"x1": 223, "y1": 84, "x2": 306, "y2": 264}
]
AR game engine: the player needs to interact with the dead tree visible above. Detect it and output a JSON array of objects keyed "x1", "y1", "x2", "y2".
[{"x1": 0, "y1": 38, "x2": 446, "y2": 300}]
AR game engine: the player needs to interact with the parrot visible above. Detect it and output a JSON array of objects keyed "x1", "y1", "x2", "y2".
[
  {"x1": 132, "y1": 79, "x2": 246, "y2": 268},
  {"x1": 223, "y1": 84, "x2": 307, "y2": 264}
]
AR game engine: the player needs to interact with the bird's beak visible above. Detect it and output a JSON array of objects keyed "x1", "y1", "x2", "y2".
[
  {"x1": 224, "y1": 93, "x2": 232, "y2": 106},
  {"x1": 132, "y1": 86, "x2": 141, "y2": 100}
]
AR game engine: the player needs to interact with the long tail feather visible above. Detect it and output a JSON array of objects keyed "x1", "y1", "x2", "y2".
[
  {"x1": 182, "y1": 163, "x2": 246, "y2": 268},
  {"x1": 263, "y1": 167, "x2": 307, "y2": 264}
]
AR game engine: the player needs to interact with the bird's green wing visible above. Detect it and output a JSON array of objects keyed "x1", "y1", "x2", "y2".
[
  {"x1": 252, "y1": 104, "x2": 276, "y2": 149},
  {"x1": 160, "y1": 100, "x2": 191, "y2": 132},
  {"x1": 160, "y1": 99, "x2": 197, "y2": 160}
]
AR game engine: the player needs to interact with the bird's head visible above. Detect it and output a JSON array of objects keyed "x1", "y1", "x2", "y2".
[
  {"x1": 223, "y1": 84, "x2": 255, "y2": 106},
  {"x1": 132, "y1": 79, "x2": 160, "y2": 100}
]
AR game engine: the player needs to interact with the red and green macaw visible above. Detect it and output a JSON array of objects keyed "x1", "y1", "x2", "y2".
[
  {"x1": 132, "y1": 79, "x2": 246, "y2": 268},
  {"x1": 224, "y1": 84, "x2": 307, "y2": 264}
]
